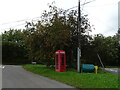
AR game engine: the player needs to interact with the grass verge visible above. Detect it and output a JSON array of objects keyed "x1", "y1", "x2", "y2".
[
  {"x1": 105, "y1": 66, "x2": 120, "y2": 68},
  {"x1": 23, "y1": 64, "x2": 119, "y2": 88}
]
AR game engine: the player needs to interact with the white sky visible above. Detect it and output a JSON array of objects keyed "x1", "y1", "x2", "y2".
[{"x1": 0, "y1": 0, "x2": 119, "y2": 36}]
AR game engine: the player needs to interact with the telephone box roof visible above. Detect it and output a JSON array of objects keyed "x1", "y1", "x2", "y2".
[{"x1": 55, "y1": 50, "x2": 65, "y2": 54}]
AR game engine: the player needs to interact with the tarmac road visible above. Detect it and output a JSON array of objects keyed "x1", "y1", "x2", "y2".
[
  {"x1": 105, "y1": 68, "x2": 120, "y2": 75},
  {"x1": 2, "y1": 65, "x2": 75, "y2": 88}
]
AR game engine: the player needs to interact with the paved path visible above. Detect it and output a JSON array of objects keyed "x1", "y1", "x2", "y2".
[
  {"x1": 2, "y1": 65, "x2": 75, "y2": 88},
  {"x1": 105, "y1": 68, "x2": 120, "y2": 75}
]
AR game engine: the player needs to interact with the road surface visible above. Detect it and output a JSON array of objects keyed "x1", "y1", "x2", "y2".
[
  {"x1": 2, "y1": 65, "x2": 75, "y2": 88},
  {"x1": 105, "y1": 68, "x2": 120, "y2": 75}
]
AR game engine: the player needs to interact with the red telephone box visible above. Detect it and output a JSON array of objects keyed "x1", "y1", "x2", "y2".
[{"x1": 55, "y1": 50, "x2": 66, "y2": 72}]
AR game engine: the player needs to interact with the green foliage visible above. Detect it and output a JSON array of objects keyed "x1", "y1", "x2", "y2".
[
  {"x1": 83, "y1": 34, "x2": 119, "y2": 66},
  {"x1": 2, "y1": 29, "x2": 28, "y2": 64},
  {"x1": 2, "y1": 3, "x2": 119, "y2": 67},
  {"x1": 24, "y1": 4, "x2": 92, "y2": 67}
]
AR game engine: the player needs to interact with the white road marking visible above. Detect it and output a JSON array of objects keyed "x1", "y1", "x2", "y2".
[
  {"x1": 105, "y1": 68, "x2": 118, "y2": 73},
  {"x1": 3, "y1": 66, "x2": 5, "y2": 68},
  {"x1": 0, "y1": 65, "x2": 5, "y2": 68}
]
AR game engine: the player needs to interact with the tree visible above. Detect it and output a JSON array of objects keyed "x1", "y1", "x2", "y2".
[
  {"x1": 24, "y1": 3, "x2": 92, "y2": 67},
  {"x1": 88, "y1": 34, "x2": 119, "y2": 66},
  {"x1": 2, "y1": 29, "x2": 28, "y2": 64}
]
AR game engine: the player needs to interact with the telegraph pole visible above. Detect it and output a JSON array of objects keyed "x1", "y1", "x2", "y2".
[{"x1": 77, "y1": 0, "x2": 81, "y2": 73}]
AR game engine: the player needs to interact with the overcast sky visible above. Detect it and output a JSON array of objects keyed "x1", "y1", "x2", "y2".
[{"x1": 0, "y1": 0, "x2": 119, "y2": 36}]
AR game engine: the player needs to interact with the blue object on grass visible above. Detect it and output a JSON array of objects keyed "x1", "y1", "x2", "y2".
[{"x1": 82, "y1": 64, "x2": 94, "y2": 73}]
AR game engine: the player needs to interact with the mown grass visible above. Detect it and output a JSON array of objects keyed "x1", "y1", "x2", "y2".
[{"x1": 23, "y1": 64, "x2": 119, "y2": 88}]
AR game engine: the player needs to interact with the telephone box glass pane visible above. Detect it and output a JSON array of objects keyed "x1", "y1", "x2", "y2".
[
  {"x1": 56, "y1": 55, "x2": 58, "y2": 69},
  {"x1": 61, "y1": 55, "x2": 64, "y2": 65}
]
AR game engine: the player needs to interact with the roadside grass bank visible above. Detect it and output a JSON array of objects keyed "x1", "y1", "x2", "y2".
[
  {"x1": 105, "y1": 66, "x2": 120, "y2": 68},
  {"x1": 23, "y1": 64, "x2": 119, "y2": 88}
]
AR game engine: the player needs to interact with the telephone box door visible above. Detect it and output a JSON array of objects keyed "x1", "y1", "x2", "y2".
[{"x1": 60, "y1": 54, "x2": 65, "y2": 71}]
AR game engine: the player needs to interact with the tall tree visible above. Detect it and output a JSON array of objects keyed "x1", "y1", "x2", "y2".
[
  {"x1": 89, "y1": 34, "x2": 119, "y2": 66},
  {"x1": 24, "y1": 3, "x2": 92, "y2": 67}
]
